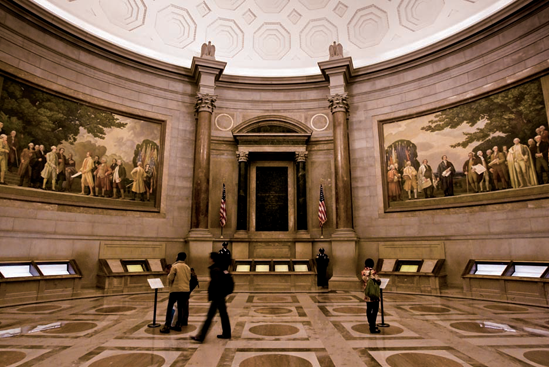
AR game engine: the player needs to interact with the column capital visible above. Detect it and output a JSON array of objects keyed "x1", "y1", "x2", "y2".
[
  {"x1": 195, "y1": 93, "x2": 217, "y2": 114},
  {"x1": 295, "y1": 151, "x2": 308, "y2": 162},
  {"x1": 328, "y1": 93, "x2": 349, "y2": 114},
  {"x1": 236, "y1": 151, "x2": 249, "y2": 162}
]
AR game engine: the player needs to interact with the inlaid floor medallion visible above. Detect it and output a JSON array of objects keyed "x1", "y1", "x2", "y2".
[
  {"x1": 332, "y1": 307, "x2": 365, "y2": 315},
  {"x1": 317, "y1": 296, "x2": 353, "y2": 302},
  {"x1": 42, "y1": 322, "x2": 97, "y2": 334},
  {"x1": 239, "y1": 354, "x2": 313, "y2": 367},
  {"x1": 248, "y1": 324, "x2": 300, "y2": 337},
  {"x1": 255, "y1": 296, "x2": 291, "y2": 303},
  {"x1": 17, "y1": 304, "x2": 62, "y2": 312},
  {"x1": 409, "y1": 306, "x2": 451, "y2": 313},
  {"x1": 386, "y1": 352, "x2": 463, "y2": 367},
  {"x1": 0, "y1": 351, "x2": 26, "y2": 367},
  {"x1": 144, "y1": 325, "x2": 197, "y2": 335},
  {"x1": 189, "y1": 307, "x2": 210, "y2": 315},
  {"x1": 483, "y1": 304, "x2": 529, "y2": 312},
  {"x1": 89, "y1": 353, "x2": 165, "y2": 367},
  {"x1": 95, "y1": 306, "x2": 136, "y2": 314},
  {"x1": 254, "y1": 307, "x2": 293, "y2": 315},
  {"x1": 523, "y1": 350, "x2": 549, "y2": 366},
  {"x1": 351, "y1": 323, "x2": 404, "y2": 335},
  {"x1": 449, "y1": 322, "x2": 507, "y2": 334}
]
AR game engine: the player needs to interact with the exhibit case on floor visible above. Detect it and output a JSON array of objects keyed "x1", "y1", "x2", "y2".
[
  {"x1": 376, "y1": 258, "x2": 447, "y2": 294},
  {"x1": 97, "y1": 258, "x2": 167, "y2": 293},
  {"x1": 462, "y1": 259, "x2": 549, "y2": 305},
  {"x1": 0, "y1": 259, "x2": 82, "y2": 305},
  {"x1": 231, "y1": 259, "x2": 316, "y2": 291}
]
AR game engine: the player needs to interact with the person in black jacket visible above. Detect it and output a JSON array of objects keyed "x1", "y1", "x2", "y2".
[{"x1": 191, "y1": 252, "x2": 231, "y2": 342}]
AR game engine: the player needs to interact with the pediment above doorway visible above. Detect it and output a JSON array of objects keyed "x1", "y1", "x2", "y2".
[{"x1": 232, "y1": 115, "x2": 312, "y2": 146}]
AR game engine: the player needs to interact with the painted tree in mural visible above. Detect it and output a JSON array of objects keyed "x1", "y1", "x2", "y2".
[
  {"x1": 421, "y1": 79, "x2": 547, "y2": 153},
  {"x1": 0, "y1": 78, "x2": 127, "y2": 148},
  {"x1": 386, "y1": 139, "x2": 420, "y2": 171},
  {"x1": 132, "y1": 139, "x2": 159, "y2": 169}
]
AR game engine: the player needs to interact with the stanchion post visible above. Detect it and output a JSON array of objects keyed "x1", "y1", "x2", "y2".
[
  {"x1": 377, "y1": 288, "x2": 390, "y2": 328},
  {"x1": 148, "y1": 288, "x2": 161, "y2": 328}
]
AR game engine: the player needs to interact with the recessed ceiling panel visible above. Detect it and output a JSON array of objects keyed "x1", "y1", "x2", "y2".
[{"x1": 30, "y1": 0, "x2": 516, "y2": 76}]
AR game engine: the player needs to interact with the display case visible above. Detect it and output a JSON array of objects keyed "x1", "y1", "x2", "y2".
[
  {"x1": 97, "y1": 258, "x2": 167, "y2": 293},
  {"x1": 376, "y1": 258, "x2": 446, "y2": 294},
  {"x1": 231, "y1": 259, "x2": 316, "y2": 291},
  {"x1": 0, "y1": 260, "x2": 82, "y2": 305},
  {"x1": 462, "y1": 260, "x2": 549, "y2": 305}
]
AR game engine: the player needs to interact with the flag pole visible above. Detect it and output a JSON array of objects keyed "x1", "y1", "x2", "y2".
[{"x1": 321, "y1": 224, "x2": 324, "y2": 239}]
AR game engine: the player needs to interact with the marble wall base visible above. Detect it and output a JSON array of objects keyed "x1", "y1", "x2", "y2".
[{"x1": 187, "y1": 232, "x2": 215, "y2": 278}]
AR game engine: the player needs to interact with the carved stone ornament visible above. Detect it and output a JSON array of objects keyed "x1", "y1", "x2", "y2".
[
  {"x1": 328, "y1": 41, "x2": 343, "y2": 60},
  {"x1": 328, "y1": 93, "x2": 349, "y2": 114},
  {"x1": 195, "y1": 93, "x2": 217, "y2": 114},
  {"x1": 200, "y1": 41, "x2": 216, "y2": 59},
  {"x1": 236, "y1": 151, "x2": 249, "y2": 162},
  {"x1": 295, "y1": 151, "x2": 308, "y2": 162}
]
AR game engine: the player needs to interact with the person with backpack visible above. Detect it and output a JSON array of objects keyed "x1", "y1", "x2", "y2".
[
  {"x1": 191, "y1": 252, "x2": 232, "y2": 342},
  {"x1": 160, "y1": 252, "x2": 191, "y2": 334},
  {"x1": 361, "y1": 258, "x2": 381, "y2": 334}
]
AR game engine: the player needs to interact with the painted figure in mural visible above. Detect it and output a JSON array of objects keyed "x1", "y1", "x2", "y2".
[
  {"x1": 144, "y1": 163, "x2": 155, "y2": 202},
  {"x1": 477, "y1": 151, "x2": 490, "y2": 192},
  {"x1": 112, "y1": 159, "x2": 126, "y2": 200},
  {"x1": 91, "y1": 155, "x2": 100, "y2": 185},
  {"x1": 64, "y1": 153, "x2": 77, "y2": 192},
  {"x1": 109, "y1": 158, "x2": 117, "y2": 197},
  {"x1": 56, "y1": 147, "x2": 66, "y2": 191},
  {"x1": 387, "y1": 165, "x2": 401, "y2": 201},
  {"x1": 31, "y1": 145, "x2": 45, "y2": 188},
  {"x1": 328, "y1": 41, "x2": 344, "y2": 59},
  {"x1": 79, "y1": 151, "x2": 95, "y2": 196},
  {"x1": 130, "y1": 162, "x2": 146, "y2": 201},
  {"x1": 462, "y1": 152, "x2": 484, "y2": 193},
  {"x1": 7, "y1": 130, "x2": 18, "y2": 171},
  {"x1": 0, "y1": 134, "x2": 9, "y2": 185},
  {"x1": 403, "y1": 161, "x2": 418, "y2": 199},
  {"x1": 534, "y1": 135, "x2": 549, "y2": 184},
  {"x1": 94, "y1": 158, "x2": 112, "y2": 197},
  {"x1": 18, "y1": 143, "x2": 34, "y2": 187},
  {"x1": 200, "y1": 41, "x2": 216, "y2": 59},
  {"x1": 539, "y1": 125, "x2": 549, "y2": 143},
  {"x1": 489, "y1": 146, "x2": 508, "y2": 190},
  {"x1": 0, "y1": 122, "x2": 3, "y2": 136},
  {"x1": 485, "y1": 149, "x2": 495, "y2": 191},
  {"x1": 437, "y1": 155, "x2": 455, "y2": 196},
  {"x1": 507, "y1": 138, "x2": 537, "y2": 188},
  {"x1": 418, "y1": 159, "x2": 435, "y2": 198},
  {"x1": 41, "y1": 146, "x2": 59, "y2": 191}
]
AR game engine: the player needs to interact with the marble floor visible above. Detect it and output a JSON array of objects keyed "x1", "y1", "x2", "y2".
[{"x1": 1, "y1": 291, "x2": 549, "y2": 367}]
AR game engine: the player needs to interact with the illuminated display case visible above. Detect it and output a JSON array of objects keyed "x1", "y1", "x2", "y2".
[
  {"x1": 0, "y1": 260, "x2": 81, "y2": 280},
  {"x1": 230, "y1": 259, "x2": 316, "y2": 291},
  {"x1": 461, "y1": 260, "x2": 549, "y2": 305},
  {"x1": 97, "y1": 258, "x2": 168, "y2": 292},
  {"x1": 376, "y1": 258, "x2": 446, "y2": 295}
]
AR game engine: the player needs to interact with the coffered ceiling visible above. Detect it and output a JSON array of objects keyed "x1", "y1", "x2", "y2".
[{"x1": 30, "y1": 0, "x2": 516, "y2": 76}]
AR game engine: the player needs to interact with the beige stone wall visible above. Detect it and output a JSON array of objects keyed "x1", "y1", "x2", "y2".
[
  {"x1": 350, "y1": 2, "x2": 549, "y2": 287},
  {"x1": 0, "y1": 3, "x2": 197, "y2": 287}
]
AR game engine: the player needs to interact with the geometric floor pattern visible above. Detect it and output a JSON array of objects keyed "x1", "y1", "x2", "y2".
[{"x1": 1, "y1": 291, "x2": 549, "y2": 366}]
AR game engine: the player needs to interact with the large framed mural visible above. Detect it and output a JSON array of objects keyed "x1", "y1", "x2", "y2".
[
  {"x1": 381, "y1": 76, "x2": 549, "y2": 212},
  {"x1": 0, "y1": 75, "x2": 163, "y2": 212}
]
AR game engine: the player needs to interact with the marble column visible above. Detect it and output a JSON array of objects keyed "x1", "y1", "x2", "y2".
[
  {"x1": 236, "y1": 151, "x2": 249, "y2": 231},
  {"x1": 328, "y1": 93, "x2": 353, "y2": 230},
  {"x1": 295, "y1": 151, "x2": 308, "y2": 231},
  {"x1": 191, "y1": 93, "x2": 216, "y2": 229}
]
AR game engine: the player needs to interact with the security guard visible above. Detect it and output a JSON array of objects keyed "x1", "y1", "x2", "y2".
[
  {"x1": 315, "y1": 248, "x2": 329, "y2": 288},
  {"x1": 218, "y1": 241, "x2": 232, "y2": 271}
]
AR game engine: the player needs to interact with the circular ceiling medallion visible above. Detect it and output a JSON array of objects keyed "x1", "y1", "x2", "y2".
[
  {"x1": 240, "y1": 354, "x2": 313, "y2": 367},
  {"x1": 254, "y1": 307, "x2": 293, "y2": 315},
  {"x1": 352, "y1": 323, "x2": 404, "y2": 335},
  {"x1": 524, "y1": 350, "x2": 549, "y2": 366},
  {"x1": 17, "y1": 304, "x2": 62, "y2": 313},
  {"x1": 95, "y1": 306, "x2": 136, "y2": 313},
  {"x1": 409, "y1": 306, "x2": 451, "y2": 313},
  {"x1": 215, "y1": 113, "x2": 234, "y2": 131},
  {"x1": 386, "y1": 353, "x2": 463, "y2": 367},
  {"x1": 42, "y1": 322, "x2": 97, "y2": 334},
  {"x1": 310, "y1": 114, "x2": 329, "y2": 131},
  {"x1": 248, "y1": 324, "x2": 300, "y2": 336},
  {"x1": 0, "y1": 351, "x2": 27, "y2": 367},
  {"x1": 449, "y1": 322, "x2": 507, "y2": 334},
  {"x1": 483, "y1": 304, "x2": 528, "y2": 312},
  {"x1": 89, "y1": 353, "x2": 165, "y2": 367}
]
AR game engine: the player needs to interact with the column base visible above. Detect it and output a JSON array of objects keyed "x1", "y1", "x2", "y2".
[{"x1": 187, "y1": 229, "x2": 214, "y2": 279}]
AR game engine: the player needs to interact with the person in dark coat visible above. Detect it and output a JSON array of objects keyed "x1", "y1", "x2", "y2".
[
  {"x1": 437, "y1": 155, "x2": 456, "y2": 196},
  {"x1": 191, "y1": 252, "x2": 231, "y2": 342},
  {"x1": 218, "y1": 242, "x2": 231, "y2": 271},
  {"x1": 316, "y1": 248, "x2": 329, "y2": 288}
]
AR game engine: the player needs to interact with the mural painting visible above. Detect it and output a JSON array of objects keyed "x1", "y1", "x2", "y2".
[
  {"x1": 382, "y1": 77, "x2": 549, "y2": 210},
  {"x1": 0, "y1": 76, "x2": 162, "y2": 209}
]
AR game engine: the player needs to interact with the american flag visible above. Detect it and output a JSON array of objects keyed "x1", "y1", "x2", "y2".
[
  {"x1": 220, "y1": 183, "x2": 227, "y2": 228},
  {"x1": 318, "y1": 184, "x2": 327, "y2": 227}
]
